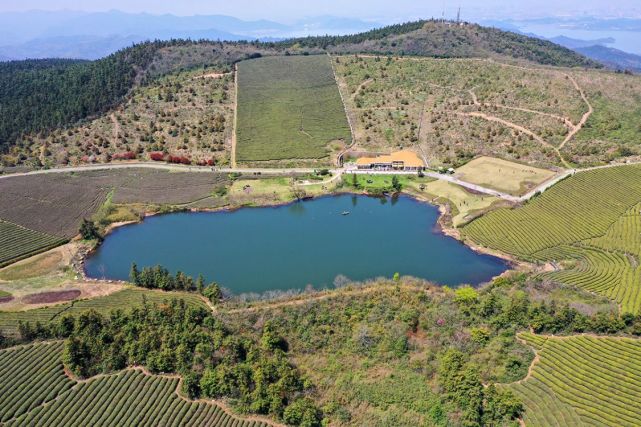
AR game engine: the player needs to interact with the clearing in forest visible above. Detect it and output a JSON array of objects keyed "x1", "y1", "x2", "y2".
[
  {"x1": 507, "y1": 332, "x2": 641, "y2": 427},
  {"x1": 454, "y1": 156, "x2": 556, "y2": 197},
  {"x1": 236, "y1": 55, "x2": 352, "y2": 166}
]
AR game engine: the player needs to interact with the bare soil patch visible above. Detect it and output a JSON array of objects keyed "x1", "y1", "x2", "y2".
[
  {"x1": 0, "y1": 295, "x2": 14, "y2": 304},
  {"x1": 22, "y1": 289, "x2": 81, "y2": 304}
]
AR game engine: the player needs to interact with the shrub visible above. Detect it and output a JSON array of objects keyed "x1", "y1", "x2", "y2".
[
  {"x1": 149, "y1": 152, "x2": 165, "y2": 161},
  {"x1": 111, "y1": 151, "x2": 136, "y2": 160},
  {"x1": 283, "y1": 398, "x2": 322, "y2": 427},
  {"x1": 79, "y1": 218, "x2": 101, "y2": 241}
]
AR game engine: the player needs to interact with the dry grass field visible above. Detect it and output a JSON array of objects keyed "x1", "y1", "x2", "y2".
[{"x1": 453, "y1": 156, "x2": 556, "y2": 196}]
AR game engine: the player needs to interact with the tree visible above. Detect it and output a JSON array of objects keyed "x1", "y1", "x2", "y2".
[
  {"x1": 483, "y1": 385, "x2": 524, "y2": 424},
  {"x1": 196, "y1": 274, "x2": 205, "y2": 294},
  {"x1": 391, "y1": 175, "x2": 402, "y2": 192},
  {"x1": 79, "y1": 218, "x2": 101, "y2": 241},
  {"x1": 203, "y1": 283, "x2": 222, "y2": 303},
  {"x1": 454, "y1": 286, "x2": 479, "y2": 306},
  {"x1": 351, "y1": 173, "x2": 360, "y2": 189},
  {"x1": 129, "y1": 263, "x2": 140, "y2": 285},
  {"x1": 181, "y1": 371, "x2": 202, "y2": 399},
  {"x1": 283, "y1": 398, "x2": 322, "y2": 427}
]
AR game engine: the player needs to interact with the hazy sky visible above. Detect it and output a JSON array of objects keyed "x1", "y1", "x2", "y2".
[{"x1": 1, "y1": 0, "x2": 639, "y2": 22}]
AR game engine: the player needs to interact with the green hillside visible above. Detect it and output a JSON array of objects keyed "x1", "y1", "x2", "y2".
[{"x1": 0, "y1": 20, "x2": 598, "y2": 156}]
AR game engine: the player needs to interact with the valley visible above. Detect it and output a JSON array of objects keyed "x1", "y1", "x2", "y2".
[{"x1": 1, "y1": 18, "x2": 641, "y2": 427}]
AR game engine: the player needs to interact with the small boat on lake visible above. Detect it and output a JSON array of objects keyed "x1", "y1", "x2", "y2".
[{"x1": 341, "y1": 211, "x2": 351, "y2": 216}]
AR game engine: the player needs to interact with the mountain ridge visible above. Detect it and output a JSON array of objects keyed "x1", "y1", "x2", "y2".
[{"x1": 0, "y1": 19, "x2": 599, "y2": 151}]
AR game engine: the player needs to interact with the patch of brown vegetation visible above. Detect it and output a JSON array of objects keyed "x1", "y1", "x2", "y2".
[
  {"x1": 22, "y1": 289, "x2": 81, "y2": 304},
  {"x1": 0, "y1": 169, "x2": 229, "y2": 237}
]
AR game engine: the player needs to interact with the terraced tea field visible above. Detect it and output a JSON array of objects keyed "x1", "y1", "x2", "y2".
[
  {"x1": 0, "y1": 221, "x2": 66, "y2": 267},
  {"x1": 236, "y1": 55, "x2": 351, "y2": 166},
  {"x1": 464, "y1": 165, "x2": 641, "y2": 260},
  {"x1": 463, "y1": 164, "x2": 641, "y2": 312},
  {"x1": 0, "y1": 288, "x2": 207, "y2": 337},
  {"x1": 0, "y1": 342, "x2": 269, "y2": 427},
  {"x1": 508, "y1": 333, "x2": 641, "y2": 427},
  {"x1": 0, "y1": 341, "x2": 74, "y2": 423}
]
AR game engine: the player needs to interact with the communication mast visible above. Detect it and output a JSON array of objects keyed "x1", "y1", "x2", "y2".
[{"x1": 456, "y1": 6, "x2": 461, "y2": 23}]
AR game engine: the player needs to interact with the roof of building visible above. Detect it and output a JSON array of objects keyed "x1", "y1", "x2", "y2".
[{"x1": 355, "y1": 150, "x2": 425, "y2": 168}]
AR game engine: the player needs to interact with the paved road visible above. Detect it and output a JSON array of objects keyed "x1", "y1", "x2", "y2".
[
  {"x1": 346, "y1": 168, "x2": 520, "y2": 201},
  {"x1": 0, "y1": 162, "x2": 319, "y2": 179},
  {"x1": 2, "y1": 160, "x2": 640, "y2": 203}
]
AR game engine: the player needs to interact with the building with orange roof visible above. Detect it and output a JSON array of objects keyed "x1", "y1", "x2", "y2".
[{"x1": 355, "y1": 150, "x2": 425, "y2": 171}]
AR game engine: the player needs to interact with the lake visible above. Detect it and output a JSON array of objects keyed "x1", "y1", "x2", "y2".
[{"x1": 84, "y1": 195, "x2": 508, "y2": 294}]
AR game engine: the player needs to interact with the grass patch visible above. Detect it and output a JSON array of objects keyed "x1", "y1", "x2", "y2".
[
  {"x1": 236, "y1": 55, "x2": 351, "y2": 164},
  {"x1": 0, "y1": 249, "x2": 66, "y2": 281},
  {"x1": 342, "y1": 174, "x2": 431, "y2": 194},
  {"x1": 421, "y1": 180, "x2": 500, "y2": 227},
  {"x1": 454, "y1": 156, "x2": 555, "y2": 197},
  {"x1": 229, "y1": 177, "x2": 295, "y2": 203}
]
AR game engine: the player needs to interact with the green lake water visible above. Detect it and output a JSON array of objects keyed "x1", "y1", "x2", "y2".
[{"x1": 85, "y1": 195, "x2": 508, "y2": 294}]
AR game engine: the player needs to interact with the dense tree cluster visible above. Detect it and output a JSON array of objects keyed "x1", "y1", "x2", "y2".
[
  {"x1": 0, "y1": 42, "x2": 165, "y2": 149},
  {"x1": 129, "y1": 264, "x2": 222, "y2": 301},
  {"x1": 280, "y1": 20, "x2": 600, "y2": 69},
  {"x1": 52, "y1": 300, "x2": 320, "y2": 425},
  {"x1": 438, "y1": 349, "x2": 523, "y2": 426},
  {"x1": 278, "y1": 20, "x2": 428, "y2": 49}
]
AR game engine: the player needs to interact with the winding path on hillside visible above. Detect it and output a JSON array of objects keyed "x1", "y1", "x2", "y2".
[
  {"x1": 344, "y1": 54, "x2": 592, "y2": 169},
  {"x1": 559, "y1": 73, "x2": 594, "y2": 149}
]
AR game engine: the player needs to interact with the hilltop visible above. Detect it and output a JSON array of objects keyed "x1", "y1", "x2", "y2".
[{"x1": 289, "y1": 20, "x2": 598, "y2": 68}]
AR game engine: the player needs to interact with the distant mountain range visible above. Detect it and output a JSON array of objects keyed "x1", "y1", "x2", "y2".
[
  {"x1": 483, "y1": 20, "x2": 641, "y2": 72},
  {"x1": 0, "y1": 10, "x2": 380, "y2": 60},
  {"x1": 547, "y1": 36, "x2": 641, "y2": 72},
  {"x1": 573, "y1": 45, "x2": 641, "y2": 72}
]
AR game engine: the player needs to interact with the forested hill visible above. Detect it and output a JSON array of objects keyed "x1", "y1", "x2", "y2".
[
  {"x1": 0, "y1": 20, "x2": 599, "y2": 152},
  {"x1": 0, "y1": 40, "x2": 284, "y2": 151},
  {"x1": 0, "y1": 42, "x2": 163, "y2": 149},
  {"x1": 285, "y1": 20, "x2": 600, "y2": 68}
]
